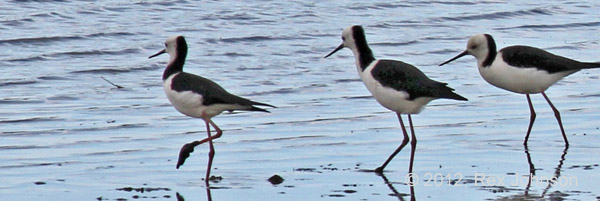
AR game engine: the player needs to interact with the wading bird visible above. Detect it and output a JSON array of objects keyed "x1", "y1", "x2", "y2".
[
  {"x1": 149, "y1": 35, "x2": 275, "y2": 184},
  {"x1": 440, "y1": 34, "x2": 600, "y2": 147},
  {"x1": 325, "y1": 25, "x2": 467, "y2": 174}
]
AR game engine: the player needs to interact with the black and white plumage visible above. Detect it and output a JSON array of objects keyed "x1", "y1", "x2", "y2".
[
  {"x1": 440, "y1": 34, "x2": 600, "y2": 147},
  {"x1": 325, "y1": 25, "x2": 467, "y2": 174},
  {"x1": 149, "y1": 35, "x2": 275, "y2": 183}
]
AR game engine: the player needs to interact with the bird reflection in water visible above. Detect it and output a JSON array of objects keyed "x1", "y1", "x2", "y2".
[
  {"x1": 372, "y1": 145, "x2": 568, "y2": 201},
  {"x1": 523, "y1": 145, "x2": 536, "y2": 196},
  {"x1": 540, "y1": 146, "x2": 568, "y2": 198},
  {"x1": 175, "y1": 187, "x2": 213, "y2": 201},
  {"x1": 171, "y1": 146, "x2": 567, "y2": 201},
  {"x1": 497, "y1": 145, "x2": 569, "y2": 200},
  {"x1": 377, "y1": 172, "x2": 416, "y2": 201}
]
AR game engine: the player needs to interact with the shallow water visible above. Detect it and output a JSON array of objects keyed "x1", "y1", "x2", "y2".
[{"x1": 1, "y1": 0, "x2": 600, "y2": 200}]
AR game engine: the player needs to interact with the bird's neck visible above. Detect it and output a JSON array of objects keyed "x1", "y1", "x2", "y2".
[
  {"x1": 352, "y1": 42, "x2": 375, "y2": 72},
  {"x1": 163, "y1": 50, "x2": 187, "y2": 81},
  {"x1": 481, "y1": 34, "x2": 497, "y2": 67}
]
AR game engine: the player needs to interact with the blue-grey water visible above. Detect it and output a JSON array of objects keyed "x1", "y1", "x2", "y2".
[{"x1": 1, "y1": 1, "x2": 599, "y2": 200}]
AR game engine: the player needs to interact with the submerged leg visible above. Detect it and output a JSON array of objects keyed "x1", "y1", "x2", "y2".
[
  {"x1": 523, "y1": 144, "x2": 535, "y2": 196},
  {"x1": 176, "y1": 118, "x2": 223, "y2": 169},
  {"x1": 541, "y1": 92, "x2": 569, "y2": 147},
  {"x1": 524, "y1": 94, "x2": 536, "y2": 146},
  {"x1": 375, "y1": 112, "x2": 410, "y2": 173},
  {"x1": 206, "y1": 185, "x2": 213, "y2": 201}
]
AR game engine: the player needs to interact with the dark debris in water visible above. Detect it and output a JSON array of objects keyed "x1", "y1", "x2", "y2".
[
  {"x1": 293, "y1": 167, "x2": 318, "y2": 172},
  {"x1": 478, "y1": 185, "x2": 520, "y2": 194},
  {"x1": 115, "y1": 187, "x2": 171, "y2": 193},
  {"x1": 568, "y1": 164, "x2": 599, "y2": 170},
  {"x1": 320, "y1": 163, "x2": 353, "y2": 171},
  {"x1": 325, "y1": 194, "x2": 345, "y2": 197},
  {"x1": 101, "y1": 76, "x2": 124, "y2": 89},
  {"x1": 131, "y1": 195, "x2": 171, "y2": 200},
  {"x1": 268, "y1": 174, "x2": 284, "y2": 185},
  {"x1": 322, "y1": 188, "x2": 360, "y2": 198},
  {"x1": 101, "y1": 187, "x2": 173, "y2": 201},
  {"x1": 294, "y1": 163, "x2": 362, "y2": 174},
  {"x1": 97, "y1": 196, "x2": 171, "y2": 201},
  {"x1": 205, "y1": 175, "x2": 223, "y2": 183}
]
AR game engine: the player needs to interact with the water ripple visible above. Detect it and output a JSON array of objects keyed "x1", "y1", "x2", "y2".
[
  {"x1": 218, "y1": 35, "x2": 310, "y2": 43},
  {"x1": 496, "y1": 21, "x2": 600, "y2": 30},
  {"x1": 5, "y1": 48, "x2": 140, "y2": 63},
  {"x1": 0, "y1": 79, "x2": 37, "y2": 87},
  {"x1": 435, "y1": 8, "x2": 553, "y2": 22},
  {"x1": 0, "y1": 18, "x2": 34, "y2": 26},
  {"x1": 371, "y1": 40, "x2": 419, "y2": 47},
  {"x1": 0, "y1": 35, "x2": 83, "y2": 45},
  {"x1": 1, "y1": 123, "x2": 149, "y2": 137},
  {"x1": 70, "y1": 65, "x2": 158, "y2": 74},
  {"x1": 0, "y1": 97, "x2": 44, "y2": 104},
  {"x1": 0, "y1": 32, "x2": 135, "y2": 45},
  {"x1": 0, "y1": 116, "x2": 59, "y2": 124}
]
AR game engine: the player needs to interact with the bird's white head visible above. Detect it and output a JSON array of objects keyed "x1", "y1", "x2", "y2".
[
  {"x1": 324, "y1": 25, "x2": 375, "y2": 70},
  {"x1": 164, "y1": 35, "x2": 182, "y2": 56},
  {"x1": 149, "y1": 35, "x2": 189, "y2": 80},
  {"x1": 465, "y1": 34, "x2": 493, "y2": 62},
  {"x1": 149, "y1": 35, "x2": 188, "y2": 62},
  {"x1": 440, "y1": 34, "x2": 497, "y2": 67},
  {"x1": 324, "y1": 25, "x2": 366, "y2": 58}
]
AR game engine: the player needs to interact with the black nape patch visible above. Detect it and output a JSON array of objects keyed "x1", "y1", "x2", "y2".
[
  {"x1": 351, "y1": 26, "x2": 375, "y2": 71},
  {"x1": 482, "y1": 34, "x2": 497, "y2": 67},
  {"x1": 162, "y1": 36, "x2": 188, "y2": 80}
]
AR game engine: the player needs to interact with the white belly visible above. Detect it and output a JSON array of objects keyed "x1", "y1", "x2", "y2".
[
  {"x1": 358, "y1": 62, "x2": 433, "y2": 114},
  {"x1": 163, "y1": 73, "x2": 224, "y2": 119},
  {"x1": 478, "y1": 55, "x2": 575, "y2": 94}
]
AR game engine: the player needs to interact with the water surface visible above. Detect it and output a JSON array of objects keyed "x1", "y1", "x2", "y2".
[{"x1": 1, "y1": 1, "x2": 599, "y2": 200}]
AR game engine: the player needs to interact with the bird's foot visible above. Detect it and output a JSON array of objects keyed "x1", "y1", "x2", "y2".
[
  {"x1": 374, "y1": 167, "x2": 385, "y2": 175},
  {"x1": 176, "y1": 142, "x2": 198, "y2": 169}
]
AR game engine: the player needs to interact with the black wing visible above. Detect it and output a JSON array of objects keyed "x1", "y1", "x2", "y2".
[
  {"x1": 170, "y1": 72, "x2": 275, "y2": 109},
  {"x1": 371, "y1": 60, "x2": 467, "y2": 101},
  {"x1": 501, "y1": 46, "x2": 600, "y2": 73}
]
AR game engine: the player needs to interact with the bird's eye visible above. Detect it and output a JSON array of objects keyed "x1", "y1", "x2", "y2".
[
  {"x1": 164, "y1": 42, "x2": 168, "y2": 47},
  {"x1": 342, "y1": 36, "x2": 346, "y2": 41}
]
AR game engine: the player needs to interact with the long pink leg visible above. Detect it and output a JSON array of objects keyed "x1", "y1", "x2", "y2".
[
  {"x1": 541, "y1": 92, "x2": 569, "y2": 147},
  {"x1": 375, "y1": 112, "x2": 410, "y2": 173},
  {"x1": 204, "y1": 118, "x2": 223, "y2": 185},
  {"x1": 524, "y1": 94, "x2": 536, "y2": 146},
  {"x1": 204, "y1": 120, "x2": 215, "y2": 185},
  {"x1": 176, "y1": 117, "x2": 223, "y2": 173}
]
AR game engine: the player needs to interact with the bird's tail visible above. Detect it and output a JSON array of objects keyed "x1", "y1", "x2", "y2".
[
  {"x1": 582, "y1": 62, "x2": 600, "y2": 69},
  {"x1": 438, "y1": 83, "x2": 468, "y2": 101},
  {"x1": 445, "y1": 92, "x2": 468, "y2": 101},
  {"x1": 247, "y1": 101, "x2": 276, "y2": 113}
]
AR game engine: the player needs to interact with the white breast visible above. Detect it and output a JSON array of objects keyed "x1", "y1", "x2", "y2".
[
  {"x1": 163, "y1": 73, "x2": 207, "y2": 118},
  {"x1": 478, "y1": 53, "x2": 575, "y2": 94},
  {"x1": 357, "y1": 61, "x2": 433, "y2": 114}
]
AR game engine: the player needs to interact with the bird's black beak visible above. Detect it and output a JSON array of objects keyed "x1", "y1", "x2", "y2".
[
  {"x1": 439, "y1": 50, "x2": 468, "y2": 66},
  {"x1": 324, "y1": 44, "x2": 344, "y2": 58},
  {"x1": 148, "y1": 49, "x2": 166, "y2": 59}
]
